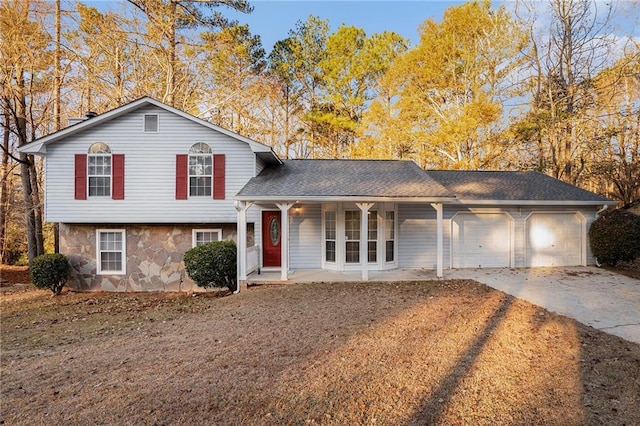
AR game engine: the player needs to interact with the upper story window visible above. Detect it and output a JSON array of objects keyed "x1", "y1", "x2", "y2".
[
  {"x1": 88, "y1": 142, "x2": 111, "y2": 197},
  {"x1": 189, "y1": 143, "x2": 212, "y2": 197},
  {"x1": 144, "y1": 114, "x2": 159, "y2": 132}
]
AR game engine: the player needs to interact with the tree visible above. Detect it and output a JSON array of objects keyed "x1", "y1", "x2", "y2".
[
  {"x1": 66, "y1": 2, "x2": 134, "y2": 113},
  {"x1": 1, "y1": 0, "x2": 51, "y2": 260},
  {"x1": 515, "y1": 0, "x2": 616, "y2": 184},
  {"x1": 314, "y1": 26, "x2": 407, "y2": 158},
  {"x1": 126, "y1": 0, "x2": 253, "y2": 108},
  {"x1": 268, "y1": 15, "x2": 329, "y2": 158},
  {"x1": 364, "y1": 1, "x2": 526, "y2": 169},
  {"x1": 198, "y1": 24, "x2": 267, "y2": 138},
  {"x1": 587, "y1": 52, "x2": 640, "y2": 204}
]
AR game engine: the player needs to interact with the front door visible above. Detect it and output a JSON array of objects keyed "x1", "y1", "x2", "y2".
[{"x1": 262, "y1": 211, "x2": 281, "y2": 267}]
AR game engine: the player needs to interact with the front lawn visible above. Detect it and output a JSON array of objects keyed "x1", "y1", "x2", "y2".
[{"x1": 1, "y1": 278, "x2": 639, "y2": 425}]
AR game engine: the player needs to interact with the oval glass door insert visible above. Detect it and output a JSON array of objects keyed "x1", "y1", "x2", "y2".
[{"x1": 269, "y1": 217, "x2": 280, "y2": 245}]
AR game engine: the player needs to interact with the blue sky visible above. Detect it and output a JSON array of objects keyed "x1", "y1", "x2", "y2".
[
  {"x1": 223, "y1": 1, "x2": 461, "y2": 52},
  {"x1": 90, "y1": 0, "x2": 638, "y2": 54}
]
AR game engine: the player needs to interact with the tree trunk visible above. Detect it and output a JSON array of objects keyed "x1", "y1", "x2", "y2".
[
  {"x1": 15, "y1": 67, "x2": 43, "y2": 260},
  {"x1": 53, "y1": 0, "x2": 61, "y2": 253},
  {"x1": 0, "y1": 107, "x2": 10, "y2": 263}
]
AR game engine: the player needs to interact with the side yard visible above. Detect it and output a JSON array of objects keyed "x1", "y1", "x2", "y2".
[{"x1": 1, "y1": 270, "x2": 639, "y2": 425}]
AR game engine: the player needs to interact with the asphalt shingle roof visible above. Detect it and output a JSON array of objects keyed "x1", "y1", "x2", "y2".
[
  {"x1": 237, "y1": 159, "x2": 455, "y2": 199},
  {"x1": 427, "y1": 170, "x2": 611, "y2": 202}
]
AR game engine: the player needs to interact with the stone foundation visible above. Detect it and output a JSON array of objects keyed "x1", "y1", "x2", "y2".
[{"x1": 60, "y1": 223, "x2": 249, "y2": 292}]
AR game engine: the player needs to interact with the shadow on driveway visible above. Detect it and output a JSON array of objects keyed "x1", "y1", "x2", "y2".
[{"x1": 447, "y1": 266, "x2": 640, "y2": 344}]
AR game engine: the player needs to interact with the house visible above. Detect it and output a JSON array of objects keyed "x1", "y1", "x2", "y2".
[{"x1": 19, "y1": 97, "x2": 616, "y2": 292}]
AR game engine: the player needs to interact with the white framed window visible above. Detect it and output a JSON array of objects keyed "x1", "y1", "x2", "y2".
[
  {"x1": 88, "y1": 142, "x2": 111, "y2": 197},
  {"x1": 96, "y1": 229, "x2": 126, "y2": 274},
  {"x1": 345, "y1": 210, "x2": 360, "y2": 263},
  {"x1": 189, "y1": 143, "x2": 212, "y2": 197},
  {"x1": 324, "y1": 210, "x2": 336, "y2": 263},
  {"x1": 368, "y1": 210, "x2": 378, "y2": 263},
  {"x1": 192, "y1": 229, "x2": 222, "y2": 247},
  {"x1": 144, "y1": 114, "x2": 159, "y2": 132},
  {"x1": 385, "y1": 210, "x2": 395, "y2": 262}
]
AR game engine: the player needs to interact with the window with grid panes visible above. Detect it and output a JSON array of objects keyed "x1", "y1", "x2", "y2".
[
  {"x1": 193, "y1": 229, "x2": 222, "y2": 247},
  {"x1": 324, "y1": 210, "x2": 336, "y2": 262},
  {"x1": 368, "y1": 210, "x2": 377, "y2": 263},
  {"x1": 189, "y1": 143, "x2": 212, "y2": 196},
  {"x1": 88, "y1": 142, "x2": 111, "y2": 197},
  {"x1": 385, "y1": 210, "x2": 395, "y2": 262},
  {"x1": 345, "y1": 210, "x2": 360, "y2": 263},
  {"x1": 97, "y1": 230, "x2": 125, "y2": 274}
]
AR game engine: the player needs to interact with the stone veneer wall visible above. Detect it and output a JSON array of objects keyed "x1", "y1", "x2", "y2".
[{"x1": 60, "y1": 223, "x2": 249, "y2": 292}]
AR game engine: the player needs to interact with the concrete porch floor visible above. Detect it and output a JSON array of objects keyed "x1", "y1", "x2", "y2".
[{"x1": 246, "y1": 268, "x2": 440, "y2": 284}]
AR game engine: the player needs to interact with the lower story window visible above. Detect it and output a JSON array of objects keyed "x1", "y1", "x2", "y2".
[
  {"x1": 193, "y1": 229, "x2": 222, "y2": 247},
  {"x1": 385, "y1": 210, "x2": 395, "y2": 262},
  {"x1": 97, "y1": 230, "x2": 125, "y2": 274},
  {"x1": 345, "y1": 210, "x2": 360, "y2": 263}
]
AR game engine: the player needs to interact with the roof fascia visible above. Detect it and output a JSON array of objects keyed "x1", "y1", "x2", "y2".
[
  {"x1": 234, "y1": 195, "x2": 459, "y2": 203},
  {"x1": 454, "y1": 199, "x2": 617, "y2": 206}
]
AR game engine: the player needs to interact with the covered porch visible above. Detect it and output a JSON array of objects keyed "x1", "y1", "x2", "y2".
[{"x1": 244, "y1": 267, "x2": 441, "y2": 285}]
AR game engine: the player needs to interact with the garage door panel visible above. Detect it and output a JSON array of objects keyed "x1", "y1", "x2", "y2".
[
  {"x1": 452, "y1": 213, "x2": 510, "y2": 268},
  {"x1": 526, "y1": 213, "x2": 582, "y2": 267}
]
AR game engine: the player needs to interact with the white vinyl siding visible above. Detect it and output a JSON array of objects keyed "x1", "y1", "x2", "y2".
[
  {"x1": 289, "y1": 204, "x2": 322, "y2": 269},
  {"x1": 44, "y1": 105, "x2": 260, "y2": 225},
  {"x1": 398, "y1": 204, "x2": 438, "y2": 269},
  {"x1": 451, "y1": 213, "x2": 511, "y2": 268}
]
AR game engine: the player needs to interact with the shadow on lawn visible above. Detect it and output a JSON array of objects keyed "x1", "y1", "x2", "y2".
[{"x1": 409, "y1": 294, "x2": 515, "y2": 424}]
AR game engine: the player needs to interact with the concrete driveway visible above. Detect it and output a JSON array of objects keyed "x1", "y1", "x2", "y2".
[{"x1": 447, "y1": 266, "x2": 640, "y2": 344}]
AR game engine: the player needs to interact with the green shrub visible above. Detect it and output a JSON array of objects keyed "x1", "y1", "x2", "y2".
[
  {"x1": 184, "y1": 241, "x2": 237, "y2": 292},
  {"x1": 589, "y1": 208, "x2": 640, "y2": 266},
  {"x1": 29, "y1": 253, "x2": 70, "y2": 295}
]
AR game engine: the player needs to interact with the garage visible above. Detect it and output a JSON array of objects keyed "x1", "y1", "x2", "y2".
[
  {"x1": 526, "y1": 213, "x2": 583, "y2": 266},
  {"x1": 451, "y1": 213, "x2": 511, "y2": 268}
]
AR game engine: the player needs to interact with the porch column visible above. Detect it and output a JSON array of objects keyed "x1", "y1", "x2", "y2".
[
  {"x1": 431, "y1": 203, "x2": 443, "y2": 278},
  {"x1": 276, "y1": 202, "x2": 294, "y2": 281},
  {"x1": 357, "y1": 203, "x2": 374, "y2": 281},
  {"x1": 234, "y1": 200, "x2": 252, "y2": 292}
]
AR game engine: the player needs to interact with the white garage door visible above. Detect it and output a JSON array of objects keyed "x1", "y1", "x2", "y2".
[
  {"x1": 526, "y1": 213, "x2": 582, "y2": 267},
  {"x1": 452, "y1": 213, "x2": 511, "y2": 268}
]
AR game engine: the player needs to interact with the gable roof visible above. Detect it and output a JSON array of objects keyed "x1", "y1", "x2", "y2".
[
  {"x1": 427, "y1": 170, "x2": 615, "y2": 205},
  {"x1": 18, "y1": 96, "x2": 281, "y2": 164},
  {"x1": 236, "y1": 159, "x2": 456, "y2": 202}
]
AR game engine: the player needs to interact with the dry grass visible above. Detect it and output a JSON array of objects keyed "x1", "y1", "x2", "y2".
[{"x1": 1, "y1": 269, "x2": 639, "y2": 425}]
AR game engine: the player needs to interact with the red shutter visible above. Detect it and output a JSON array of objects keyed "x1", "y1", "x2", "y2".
[
  {"x1": 176, "y1": 154, "x2": 188, "y2": 200},
  {"x1": 213, "y1": 154, "x2": 225, "y2": 200},
  {"x1": 112, "y1": 154, "x2": 125, "y2": 200},
  {"x1": 74, "y1": 154, "x2": 87, "y2": 200}
]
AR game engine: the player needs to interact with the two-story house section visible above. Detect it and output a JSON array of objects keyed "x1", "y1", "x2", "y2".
[{"x1": 19, "y1": 97, "x2": 281, "y2": 291}]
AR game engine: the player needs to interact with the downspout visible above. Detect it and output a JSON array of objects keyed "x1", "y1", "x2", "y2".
[{"x1": 596, "y1": 204, "x2": 609, "y2": 218}]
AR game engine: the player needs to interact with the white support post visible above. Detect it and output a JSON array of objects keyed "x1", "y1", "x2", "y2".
[
  {"x1": 356, "y1": 203, "x2": 375, "y2": 281},
  {"x1": 234, "y1": 200, "x2": 252, "y2": 293},
  {"x1": 276, "y1": 202, "x2": 294, "y2": 281},
  {"x1": 431, "y1": 203, "x2": 443, "y2": 278}
]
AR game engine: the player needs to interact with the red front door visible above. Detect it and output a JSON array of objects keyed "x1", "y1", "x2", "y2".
[{"x1": 262, "y1": 211, "x2": 281, "y2": 267}]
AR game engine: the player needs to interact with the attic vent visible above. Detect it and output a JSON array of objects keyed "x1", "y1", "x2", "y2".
[{"x1": 144, "y1": 114, "x2": 159, "y2": 132}]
